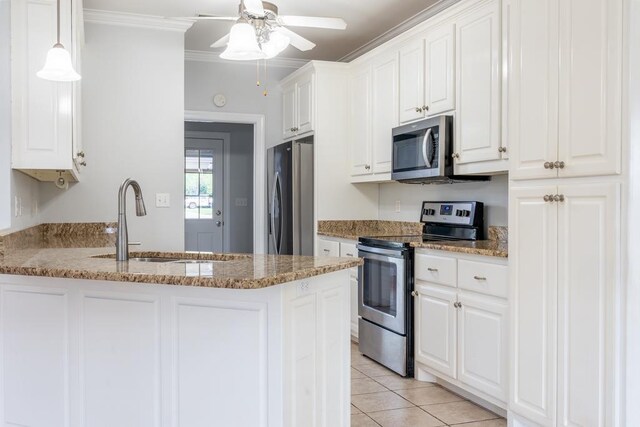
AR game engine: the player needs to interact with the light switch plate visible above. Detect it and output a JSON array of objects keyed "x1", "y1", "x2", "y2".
[{"x1": 155, "y1": 193, "x2": 170, "y2": 208}]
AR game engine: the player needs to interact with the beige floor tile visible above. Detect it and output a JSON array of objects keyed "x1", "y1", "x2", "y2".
[
  {"x1": 351, "y1": 413, "x2": 381, "y2": 427},
  {"x1": 450, "y1": 418, "x2": 506, "y2": 427},
  {"x1": 352, "y1": 367, "x2": 368, "y2": 379},
  {"x1": 367, "y1": 406, "x2": 446, "y2": 427},
  {"x1": 353, "y1": 361, "x2": 398, "y2": 377},
  {"x1": 373, "y1": 375, "x2": 436, "y2": 390},
  {"x1": 352, "y1": 378, "x2": 389, "y2": 395},
  {"x1": 352, "y1": 404, "x2": 362, "y2": 415},
  {"x1": 395, "y1": 386, "x2": 464, "y2": 405},
  {"x1": 352, "y1": 391, "x2": 415, "y2": 413},
  {"x1": 422, "y1": 401, "x2": 499, "y2": 425}
]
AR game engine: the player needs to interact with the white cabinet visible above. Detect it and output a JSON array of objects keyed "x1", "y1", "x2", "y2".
[
  {"x1": 317, "y1": 238, "x2": 340, "y2": 257},
  {"x1": 339, "y1": 242, "x2": 359, "y2": 340},
  {"x1": 11, "y1": 0, "x2": 85, "y2": 182},
  {"x1": 282, "y1": 70, "x2": 314, "y2": 139},
  {"x1": 453, "y1": 0, "x2": 506, "y2": 173},
  {"x1": 399, "y1": 23, "x2": 455, "y2": 124},
  {"x1": 509, "y1": 182, "x2": 620, "y2": 426},
  {"x1": 506, "y1": 0, "x2": 622, "y2": 180},
  {"x1": 348, "y1": 53, "x2": 397, "y2": 182},
  {"x1": 414, "y1": 250, "x2": 509, "y2": 406}
]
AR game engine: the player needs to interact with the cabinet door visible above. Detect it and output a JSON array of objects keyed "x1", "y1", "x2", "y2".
[
  {"x1": 398, "y1": 39, "x2": 425, "y2": 124},
  {"x1": 454, "y1": 1, "x2": 501, "y2": 164},
  {"x1": 371, "y1": 53, "x2": 398, "y2": 174},
  {"x1": 505, "y1": 0, "x2": 559, "y2": 180},
  {"x1": 414, "y1": 282, "x2": 457, "y2": 378},
  {"x1": 557, "y1": 0, "x2": 622, "y2": 178},
  {"x1": 317, "y1": 238, "x2": 340, "y2": 257},
  {"x1": 556, "y1": 183, "x2": 619, "y2": 427},
  {"x1": 340, "y1": 242, "x2": 359, "y2": 339},
  {"x1": 457, "y1": 291, "x2": 508, "y2": 402},
  {"x1": 424, "y1": 23, "x2": 455, "y2": 116},
  {"x1": 282, "y1": 84, "x2": 296, "y2": 139},
  {"x1": 509, "y1": 185, "x2": 558, "y2": 426},
  {"x1": 296, "y1": 73, "x2": 314, "y2": 135},
  {"x1": 348, "y1": 66, "x2": 372, "y2": 176}
]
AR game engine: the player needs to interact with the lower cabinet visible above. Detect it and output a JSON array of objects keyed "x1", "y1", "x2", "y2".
[{"x1": 414, "y1": 250, "x2": 508, "y2": 407}]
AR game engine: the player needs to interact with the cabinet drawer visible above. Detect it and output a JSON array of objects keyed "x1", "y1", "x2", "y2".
[
  {"x1": 458, "y1": 259, "x2": 508, "y2": 298},
  {"x1": 415, "y1": 253, "x2": 457, "y2": 287},
  {"x1": 340, "y1": 242, "x2": 359, "y2": 278},
  {"x1": 317, "y1": 239, "x2": 340, "y2": 257}
]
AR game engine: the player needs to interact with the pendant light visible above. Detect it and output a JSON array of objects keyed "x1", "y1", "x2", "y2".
[
  {"x1": 220, "y1": 18, "x2": 266, "y2": 61},
  {"x1": 37, "y1": 0, "x2": 81, "y2": 81}
]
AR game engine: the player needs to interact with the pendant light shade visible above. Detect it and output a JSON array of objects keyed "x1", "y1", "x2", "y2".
[
  {"x1": 37, "y1": 43, "x2": 81, "y2": 82},
  {"x1": 261, "y1": 30, "x2": 290, "y2": 59},
  {"x1": 220, "y1": 21, "x2": 266, "y2": 61}
]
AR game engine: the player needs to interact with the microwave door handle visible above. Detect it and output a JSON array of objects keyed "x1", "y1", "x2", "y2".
[{"x1": 421, "y1": 128, "x2": 432, "y2": 168}]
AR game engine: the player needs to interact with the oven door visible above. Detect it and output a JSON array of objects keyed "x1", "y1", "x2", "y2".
[{"x1": 358, "y1": 246, "x2": 407, "y2": 335}]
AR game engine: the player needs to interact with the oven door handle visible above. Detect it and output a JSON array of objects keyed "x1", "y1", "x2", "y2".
[{"x1": 357, "y1": 245, "x2": 407, "y2": 259}]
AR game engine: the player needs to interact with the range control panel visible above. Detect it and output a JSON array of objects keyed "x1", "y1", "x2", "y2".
[{"x1": 420, "y1": 201, "x2": 483, "y2": 226}]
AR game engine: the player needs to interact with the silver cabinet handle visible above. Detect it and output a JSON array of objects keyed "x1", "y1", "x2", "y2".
[
  {"x1": 427, "y1": 267, "x2": 438, "y2": 272},
  {"x1": 473, "y1": 276, "x2": 487, "y2": 281},
  {"x1": 80, "y1": 161, "x2": 87, "y2": 166},
  {"x1": 452, "y1": 153, "x2": 460, "y2": 160},
  {"x1": 498, "y1": 146, "x2": 507, "y2": 153},
  {"x1": 345, "y1": 253, "x2": 354, "y2": 257},
  {"x1": 216, "y1": 210, "x2": 222, "y2": 216},
  {"x1": 543, "y1": 161, "x2": 555, "y2": 169},
  {"x1": 364, "y1": 164, "x2": 371, "y2": 170},
  {"x1": 323, "y1": 249, "x2": 330, "y2": 253},
  {"x1": 411, "y1": 290, "x2": 419, "y2": 297},
  {"x1": 554, "y1": 161, "x2": 565, "y2": 169},
  {"x1": 76, "y1": 151, "x2": 85, "y2": 157},
  {"x1": 453, "y1": 301, "x2": 459, "y2": 308},
  {"x1": 128, "y1": 241, "x2": 142, "y2": 246},
  {"x1": 422, "y1": 105, "x2": 429, "y2": 112},
  {"x1": 216, "y1": 221, "x2": 223, "y2": 227},
  {"x1": 543, "y1": 195, "x2": 552, "y2": 202},
  {"x1": 554, "y1": 194, "x2": 565, "y2": 202},
  {"x1": 415, "y1": 107, "x2": 422, "y2": 113}
]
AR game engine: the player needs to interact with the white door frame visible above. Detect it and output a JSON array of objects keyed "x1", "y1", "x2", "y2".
[{"x1": 184, "y1": 111, "x2": 266, "y2": 254}]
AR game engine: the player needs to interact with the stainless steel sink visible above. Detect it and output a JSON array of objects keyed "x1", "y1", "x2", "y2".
[{"x1": 129, "y1": 257, "x2": 181, "y2": 263}]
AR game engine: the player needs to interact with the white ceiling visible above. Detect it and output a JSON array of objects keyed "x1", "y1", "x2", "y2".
[{"x1": 83, "y1": 0, "x2": 447, "y2": 61}]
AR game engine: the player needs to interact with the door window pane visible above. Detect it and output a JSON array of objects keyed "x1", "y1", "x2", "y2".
[
  {"x1": 185, "y1": 148, "x2": 215, "y2": 219},
  {"x1": 362, "y1": 259, "x2": 398, "y2": 316}
]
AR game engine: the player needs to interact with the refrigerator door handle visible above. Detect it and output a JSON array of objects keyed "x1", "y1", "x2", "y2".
[
  {"x1": 270, "y1": 172, "x2": 279, "y2": 254},
  {"x1": 276, "y1": 173, "x2": 284, "y2": 254}
]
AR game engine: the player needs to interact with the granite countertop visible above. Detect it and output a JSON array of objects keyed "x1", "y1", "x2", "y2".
[
  {"x1": 0, "y1": 224, "x2": 362, "y2": 289},
  {"x1": 317, "y1": 220, "x2": 508, "y2": 258}
]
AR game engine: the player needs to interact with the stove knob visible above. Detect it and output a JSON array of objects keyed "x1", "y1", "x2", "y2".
[{"x1": 455, "y1": 209, "x2": 463, "y2": 217}]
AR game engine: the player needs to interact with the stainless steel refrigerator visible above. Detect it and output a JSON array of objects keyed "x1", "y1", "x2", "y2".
[{"x1": 267, "y1": 137, "x2": 314, "y2": 255}]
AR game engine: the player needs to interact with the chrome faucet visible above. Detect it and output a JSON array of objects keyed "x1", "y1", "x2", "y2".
[{"x1": 116, "y1": 178, "x2": 147, "y2": 261}]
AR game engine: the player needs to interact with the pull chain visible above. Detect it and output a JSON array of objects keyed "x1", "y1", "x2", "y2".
[
  {"x1": 263, "y1": 59, "x2": 268, "y2": 96},
  {"x1": 256, "y1": 60, "x2": 261, "y2": 87}
]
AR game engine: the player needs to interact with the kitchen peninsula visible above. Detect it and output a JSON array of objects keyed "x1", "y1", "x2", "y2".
[{"x1": 0, "y1": 224, "x2": 360, "y2": 426}]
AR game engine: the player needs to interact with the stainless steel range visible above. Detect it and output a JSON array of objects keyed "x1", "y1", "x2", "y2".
[{"x1": 357, "y1": 201, "x2": 484, "y2": 376}]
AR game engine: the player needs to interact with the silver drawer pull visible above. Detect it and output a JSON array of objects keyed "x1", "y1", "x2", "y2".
[
  {"x1": 323, "y1": 249, "x2": 330, "y2": 253},
  {"x1": 473, "y1": 275, "x2": 487, "y2": 281},
  {"x1": 427, "y1": 267, "x2": 438, "y2": 272},
  {"x1": 345, "y1": 253, "x2": 354, "y2": 257}
]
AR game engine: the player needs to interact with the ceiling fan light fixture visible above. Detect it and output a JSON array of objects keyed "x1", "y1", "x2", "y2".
[
  {"x1": 261, "y1": 30, "x2": 290, "y2": 59},
  {"x1": 220, "y1": 20, "x2": 266, "y2": 61}
]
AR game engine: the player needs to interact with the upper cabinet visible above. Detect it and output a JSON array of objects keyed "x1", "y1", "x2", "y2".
[
  {"x1": 348, "y1": 52, "x2": 398, "y2": 182},
  {"x1": 282, "y1": 70, "x2": 314, "y2": 140},
  {"x1": 452, "y1": 0, "x2": 506, "y2": 174},
  {"x1": 11, "y1": 0, "x2": 85, "y2": 183},
  {"x1": 506, "y1": 0, "x2": 623, "y2": 180},
  {"x1": 398, "y1": 23, "x2": 455, "y2": 124}
]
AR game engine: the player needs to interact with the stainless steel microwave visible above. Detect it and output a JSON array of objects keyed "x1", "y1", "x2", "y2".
[{"x1": 391, "y1": 116, "x2": 488, "y2": 184}]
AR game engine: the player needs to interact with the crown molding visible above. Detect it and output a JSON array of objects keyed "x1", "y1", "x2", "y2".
[
  {"x1": 83, "y1": 9, "x2": 195, "y2": 32},
  {"x1": 338, "y1": 0, "x2": 461, "y2": 62},
  {"x1": 184, "y1": 50, "x2": 309, "y2": 69}
]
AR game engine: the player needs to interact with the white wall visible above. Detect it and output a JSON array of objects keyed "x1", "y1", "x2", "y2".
[
  {"x1": 185, "y1": 122, "x2": 254, "y2": 253},
  {"x1": 378, "y1": 174, "x2": 509, "y2": 233},
  {"x1": 184, "y1": 59, "x2": 301, "y2": 149},
  {"x1": 38, "y1": 22, "x2": 186, "y2": 251}
]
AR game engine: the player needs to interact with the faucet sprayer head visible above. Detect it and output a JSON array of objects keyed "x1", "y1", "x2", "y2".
[{"x1": 135, "y1": 195, "x2": 147, "y2": 216}]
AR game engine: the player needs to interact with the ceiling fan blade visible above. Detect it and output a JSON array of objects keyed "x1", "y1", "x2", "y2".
[
  {"x1": 210, "y1": 34, "x2": 230, "y2": 48},
  {"x1": 278, "y1": 16, "x2": 347, "y2": 30},
  {"x1": 184, "y1": 15, "x2": 237, "y2": 21},
  {"x1": 277, "y1": 27, "x2": 316, "y2": 52},
  {"x1": 243, "y1": 0, "x2": 265, "y2": 16}
]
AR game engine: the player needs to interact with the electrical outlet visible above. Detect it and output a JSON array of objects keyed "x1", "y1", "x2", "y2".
[
  {"x1": 395, "y1": 200, "x2": 401, "y2": 213},
  {"x1": 155, "y1": 193, "x2": 170, "y2": 208}
]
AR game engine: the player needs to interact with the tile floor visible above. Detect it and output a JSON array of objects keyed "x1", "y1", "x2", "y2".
[{"x1": 350, "y1": 341, "x2": 506, "y2": 427}]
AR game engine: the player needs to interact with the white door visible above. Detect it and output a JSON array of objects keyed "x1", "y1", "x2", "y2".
[
  {"x1": 557, "y1": 0, "x2": 622, "y2": 178},
  {"x1": 556, "y1": 183, "x2": 619, "y2": 427},
  {"x1": 184, "y1": 137, "x2": 225, "y2": 252},
  {"x1": 425, "y1": 23, "x2": 455, "y2": 116},
  {"x1": 282, "y1": 84, "x2": 297, "y2": 139},
  {"x1": 455, "y1": 0, "x2": 501, "y2": 164},
  {"x1": 371, "y1": 53, "x2": 398, "y2": 174},
  {"x1": 509, "y1": 185, "x2": 558, "y2": 426},
  {"x1": 398, "y1": 39, "x2": 425, "y2": 123},
  {"x1": 348, "y1": 65, "x2": 372, "y2": 176},
  {"x1": 457, "y1": 290, "x2": 508, "y2": 402},
  {"x1": 296, "y1": 74, "x2": 314, "y2": 135},
  {"x1": 505, "y1": 0, "x2": 559, "y2": 180},
  {"x1": 414, "y1": 282, "x2": 457, "y2": 378}
]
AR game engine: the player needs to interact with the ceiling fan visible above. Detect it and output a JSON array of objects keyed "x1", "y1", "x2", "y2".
[{"x1": 181, "y1": 0, "x2": 347, "y2": 60}]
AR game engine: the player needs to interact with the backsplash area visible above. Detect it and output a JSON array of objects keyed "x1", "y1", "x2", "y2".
[{"x1": 378, "y1": 174, "x2": 508, "y2": 232}]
